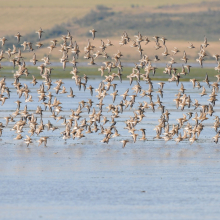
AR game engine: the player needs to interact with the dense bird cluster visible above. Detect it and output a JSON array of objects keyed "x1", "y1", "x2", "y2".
[{"x1": 0, "y1": 28, "x2": 220, "y2": 147}]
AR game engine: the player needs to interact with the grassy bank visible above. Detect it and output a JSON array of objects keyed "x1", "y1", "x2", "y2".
[{"x1": 0, "y1": 66, "x2": 218, "y2": 82}]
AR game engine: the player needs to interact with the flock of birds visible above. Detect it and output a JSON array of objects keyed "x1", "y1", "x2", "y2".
[{"x1": 0, "y1": 28, "x2": 220, "y2": 147}]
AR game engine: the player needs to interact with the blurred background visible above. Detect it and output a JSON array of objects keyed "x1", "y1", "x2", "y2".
[{"x1": 1, "y1": 0, "x2": 220, "y2": 62}]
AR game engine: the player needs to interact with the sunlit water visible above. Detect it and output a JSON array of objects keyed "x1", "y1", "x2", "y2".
[{"x1": 0, "y1": 77, "x2": 220, "y2": 220}]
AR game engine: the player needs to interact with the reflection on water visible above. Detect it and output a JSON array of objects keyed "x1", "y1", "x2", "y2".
[{"x1": 0, "y1": 79, "x2": 220, "y2": 219}]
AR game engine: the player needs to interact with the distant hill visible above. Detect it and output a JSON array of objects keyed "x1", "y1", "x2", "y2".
[
  {"x1": 3, "y1": 2, "x2": 220, "y2": 49},
  {"x1": 1, "y1": 2, "x2": 220, "y2": 63},
  {"x1": 0, "y1": 0, "x2": 219, "y2": 35}
]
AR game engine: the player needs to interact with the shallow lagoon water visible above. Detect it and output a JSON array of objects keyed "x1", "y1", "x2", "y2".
[{"x1": 0, "y1": 78, "x2": 220, "y2": 219}]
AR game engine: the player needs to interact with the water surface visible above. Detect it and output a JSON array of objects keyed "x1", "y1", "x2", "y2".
[{"x1": 0, "y1": 78, "x2": 219, "y2": 220}]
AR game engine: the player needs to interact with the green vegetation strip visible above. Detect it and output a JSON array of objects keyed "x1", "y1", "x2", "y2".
[{"x1": 0, "y1": 66, "x2": 218, "y2": 82}]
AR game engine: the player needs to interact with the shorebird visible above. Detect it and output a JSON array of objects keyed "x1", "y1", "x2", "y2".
[
  {"x1": 15, "y1": 32, "x2": 22, "y2": 43},
  {"x1": 184, "y1": 65, "x2": 191, "y2": 73},
  {"x1": 14, "y1": 134, "x2": 23, "y2": 140},
  {"x1": 203, "y1": 73, "x2": 210, "y2": 87},
  {"x1": 120, "y1": 140, "x2": 129, "y2": 148},
  {"x1": 0, "y1": 37, "x2": 7, "y2": 46},
  {"x1": 200, "y1": 86, "x2": 207, "y2": 96},
  {"x1": 162, "y1": 46, "x2": 169, "y2": 56},
  {"x1": 106, "y1": 39, "x2": 113, "y2": 47},
  {"x1": 154, "y1": 55, "x2": 160, "y2": 62},
  {"x1": 35, "y1": 42, "x2": 43, "y2": 49},
  {"x1": 202, "y1": 35, "x2": 209, "y2": 48},
  {"x1": 51, "y1": 39, "x2": 58, "y2": 46},
  {"x1": 24, "y1": 135, "x2": 32, "y2": 147},
  {"x1": 155, "y1": 42, "x2": 162, "y2": 50},
  {"x1": 190, "y1": 78, "x2": 197, "y2": 88},
  {"x1": 38, "y1": 137, "x2": 49, "y2": 147},
  {"x1": 212, "y1": 133, "x2": 219, "y2": 144},
  {"x1": 30, "y1": 53, "x2": 38, "y2": 65},
  {"x1": 89, "y1": 29, "x2": 97, "y2": 40},
  {"x1": 181, "y1": 51, "x2": 188, "y2": 63},
  {"x1": 152, "y1": 36, "x2": 159, "y2": 43},
  {"x1": 171, "y1": 47, "x2": 179, "y2": 55},
  {"x1": 213, "y1": 54, "x2": 220, "y2": 62},
  {"x1": 67, "y1": 87, "x2": 75, "y2": 98},
  {"x1": 21, "y1": 41, "x2": 28, "y2": 51},
  {"x1": 160, "y1": 37, "x2": 167, "y2": 45},
  {"x1": 36, "y1": 28, "x2": 44, "y2": 40},
  {"x1": 196, "y1": 56, "x2": 204, "y2": 67},
  {"x1": 188, "y1": 42, "x2": 195, "y2": 49}
]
